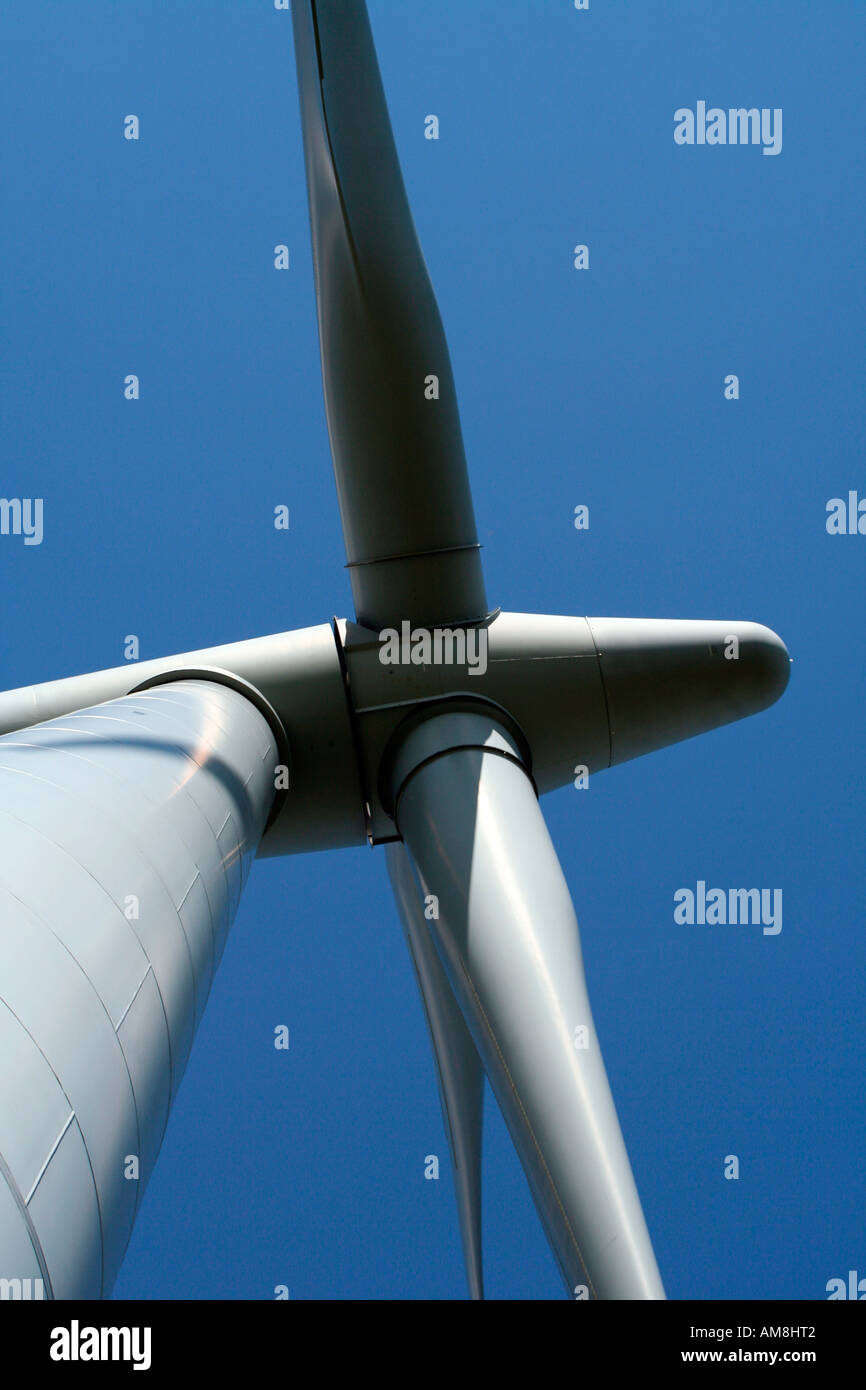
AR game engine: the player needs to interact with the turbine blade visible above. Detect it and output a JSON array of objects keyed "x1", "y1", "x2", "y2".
[
  {"x1": 290, "y1": 1, "x2": 488, "y2": 631},
  {"x1": 386, "y1": 842, "x2": 485, "y2": 1300},
  {"x1": 389, "y1": 709, "x2": 666, "y2": 1299}
]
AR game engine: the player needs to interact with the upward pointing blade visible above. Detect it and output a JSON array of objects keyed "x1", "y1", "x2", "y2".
[{"x1": 291, "y1": 1, "x2": 488, "y2": 631}]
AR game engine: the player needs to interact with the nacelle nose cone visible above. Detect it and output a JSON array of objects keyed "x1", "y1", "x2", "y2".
[
  {"x1": 586, "y1": 618, "x2": 790, "y2": 766},
  {"x1": 738, "y1": 622, "x2": 791, "y2": 707}
]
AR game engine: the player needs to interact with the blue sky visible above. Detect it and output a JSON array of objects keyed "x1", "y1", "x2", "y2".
[{"x1": 1, "y1": 0, "x2": 864, "y2": 1299}]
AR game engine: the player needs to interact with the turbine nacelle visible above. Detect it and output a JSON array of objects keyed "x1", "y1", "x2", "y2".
[
  {"x1": 339, "y1": 611, "x2": 790, "y2": 836},
  {"x1": 585, "y1": 616, "x2": 790, "y2": 766},
  {"x1": 0, "y1": 612, "x2": 789, "y2": 852}
]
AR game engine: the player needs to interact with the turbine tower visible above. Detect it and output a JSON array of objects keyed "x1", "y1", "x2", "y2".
[{"x1": 0, "y1": 1, "x2": 789, "y2": 1301}]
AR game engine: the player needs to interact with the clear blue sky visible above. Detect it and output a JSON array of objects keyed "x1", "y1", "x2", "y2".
[{"x1": 1, "y1": 0, "x2": 863, "y2": 1300}]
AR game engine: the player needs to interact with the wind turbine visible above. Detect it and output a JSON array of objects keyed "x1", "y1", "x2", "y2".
[{"x1": 0, "y1": 1, "x2": 789, "y2": 1301}]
